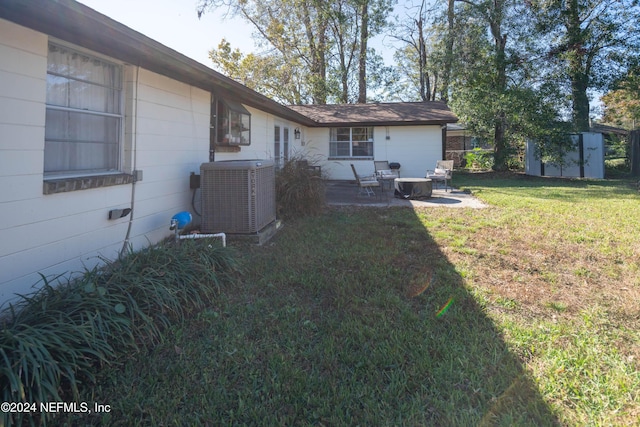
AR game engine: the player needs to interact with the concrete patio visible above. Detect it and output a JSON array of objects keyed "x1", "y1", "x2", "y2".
[{"x1": 325, "y1": 180, "x2": 488, "y2": 209}]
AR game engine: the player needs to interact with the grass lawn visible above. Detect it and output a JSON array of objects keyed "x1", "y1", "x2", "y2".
[{"x1": 78, "y1": 172, "x2": 639, "y2": 426}]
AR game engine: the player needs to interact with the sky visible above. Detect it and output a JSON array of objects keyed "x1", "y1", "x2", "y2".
[
  {"x1": 75, "y1": 0, "x2": 603, "y2": 113},
  {"x1": 77, "y1": 0, "x2": 260, "y2": 67},
  {"x1": 77, "y1": 0, "x2": 403, "y2": 69}
]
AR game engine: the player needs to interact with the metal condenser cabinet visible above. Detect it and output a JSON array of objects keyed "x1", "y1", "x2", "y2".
[{"x1": 200, "y1": 160, "x2": 276, "y2": 234}]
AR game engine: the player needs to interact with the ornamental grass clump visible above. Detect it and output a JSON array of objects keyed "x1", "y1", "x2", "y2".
[
  {"x1": 275, "y1": 154, "x2": 326, "y2": 220},
  {"x1": 0, "y1": 240, "x2": 241, "y2": 426}
]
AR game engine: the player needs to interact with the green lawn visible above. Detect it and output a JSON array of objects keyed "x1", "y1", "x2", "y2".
[{"x1": 77, "y1": 172, "x2": 639, "y2": 426}]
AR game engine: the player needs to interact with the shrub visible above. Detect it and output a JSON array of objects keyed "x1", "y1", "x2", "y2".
[
  {"x1": 0, "y1": 240, "x2": 241, "y2": 426},
  {"x1": 275, "y1": 154, "x2": 326, "y2": 220},
  {"x1": 464, "y1": 148, "x2": 494, "y2": 170}
]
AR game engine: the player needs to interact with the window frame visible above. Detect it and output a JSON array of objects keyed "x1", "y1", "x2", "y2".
[
  {"x1": 44, "y1": 41, "x2": 124, "y2": 179},
  {"x1": 329, "y1": 126, "x2": 374, "y2": 159},
  {"x1": 212, "y1": 95, "x2": 251, "y2": 148}
]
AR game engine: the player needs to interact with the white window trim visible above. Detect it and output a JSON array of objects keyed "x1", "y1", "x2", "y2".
[
  {"x1": 44, "y1": 39, "x2": 125, "y2": 180},
  {"x1": 329, "y1": 127, "x2": 374, "y2": 159}
]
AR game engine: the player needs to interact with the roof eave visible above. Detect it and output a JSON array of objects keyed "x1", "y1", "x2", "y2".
[
  {"x1": 312, "y1": 119, "x2": 458, "y2": 127},
  {"x1": 0, "y1": 0, "x2": 315, "y2": 126}
]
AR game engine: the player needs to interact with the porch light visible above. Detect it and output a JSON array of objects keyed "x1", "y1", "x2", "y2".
[{"x1": 294, "y1": 128, "x2": 301, "y2": 139}]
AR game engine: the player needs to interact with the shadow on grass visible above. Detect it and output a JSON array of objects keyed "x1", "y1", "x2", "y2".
[{"x1": 83, "y1": 207, "x2": 559, "y2": 425}]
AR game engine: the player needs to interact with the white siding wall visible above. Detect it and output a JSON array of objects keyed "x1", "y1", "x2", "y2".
[
  {"x1": 0, "y1": 19, "x2": 210, "y2": 305},
  {"x1": 213, "y1": 107, "x2": 307, "y2": 163},
  {"x1": 125, "y1": 68, "x2": 210, "y2": 248},
  {"x1": 305, "y1": 125, "x2": 444, "y2": 180}
]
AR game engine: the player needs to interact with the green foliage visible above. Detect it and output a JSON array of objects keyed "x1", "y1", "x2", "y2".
[
  {"x1": 0, "y1": 240, "x2": 241, "y2": 426},
  {"x1": 531, "y1": 128, "x2": 582, "y2": 169},
  {"x1": 199, "y1": 0, "x2": 395, "y2": 104},
  {"x1": 275, "y1": 154, "x2": 326, "y2": 220},
  {"x1": 602, "y1": 67, "x2": 640, "y2": 129},
  {"x1": 464, "y1": 148, "x2": 494, "y2": 170},
  {"x1": 209, "y1": 38, "x2": 307, "y2": 105},
  {"x1": 528, "y1": 0, "x2": 640, "y2": 131}
]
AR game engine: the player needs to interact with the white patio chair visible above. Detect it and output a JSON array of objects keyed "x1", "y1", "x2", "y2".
[
  {"x1": 373, "y1": 161, "x2": 399, "y2": 190},
  {"x1": 351, "y1": 164, "x2": 380, "y2": 197},
  {"x1": 426, "y1": 160, "x2": 454, "y2": 192}
]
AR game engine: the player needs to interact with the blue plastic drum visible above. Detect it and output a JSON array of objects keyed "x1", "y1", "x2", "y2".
[{"x1": 171, "y1": 211, "x2": 192, "y2": 230}]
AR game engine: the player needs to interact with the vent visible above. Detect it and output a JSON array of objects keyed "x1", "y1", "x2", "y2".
[{"x1": 200, "y1": 160, "x2": 276, "y2": 234}]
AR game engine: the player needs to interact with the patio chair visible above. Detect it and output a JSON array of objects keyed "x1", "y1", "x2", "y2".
[
  {"x1": 351, "y1": 164, "x2": 380, "y2": 197},
  {"x1": 374, "y1": 161, "x2": 399, "y2": 178},
  {"x1": 374, "y1": 161, "x2": 399, "y2": 190},
  {"x1": 426, "y1": 160, "x2": 454, "y2": 192}
]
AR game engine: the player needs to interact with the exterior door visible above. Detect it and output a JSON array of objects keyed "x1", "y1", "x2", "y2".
[{"x1": 274, "y1": 124, "x2": 290, "y2": 168}]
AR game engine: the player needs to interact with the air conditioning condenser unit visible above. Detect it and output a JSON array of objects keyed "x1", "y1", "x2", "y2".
[{"x1": 200, "y1": 160, "x2": 276, "y2": 234}]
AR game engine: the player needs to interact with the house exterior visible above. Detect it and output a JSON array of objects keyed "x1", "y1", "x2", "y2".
[
  {"x1": 290, "y1": 102, "x2": 457, "y2": 179},
  {"x1": 0, "y1": 0, "x2": 456, "y2": 305}
]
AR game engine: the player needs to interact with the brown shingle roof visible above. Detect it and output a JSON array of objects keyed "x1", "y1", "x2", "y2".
[{"x1": 288, "y1": 101, "x2": 458, "y2": 126}]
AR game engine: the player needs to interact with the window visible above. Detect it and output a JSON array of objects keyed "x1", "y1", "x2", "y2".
[
  {"x1": 329, "y1": 127, "x2": 374, "y2": 158},
  {"x1": 273, "y1": 125, "x2": 290, "y2": 168},
  {"x1": 45, "y1": 42, "x2": 122, "y2": 177},
  {"x1": 214, "y1": 97, "x2": 251, "y2": 146}
]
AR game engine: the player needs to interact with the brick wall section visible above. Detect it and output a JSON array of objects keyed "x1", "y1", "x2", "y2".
[
  {"x1": 446, "y1": 136, "x2": 466, "y2": 151},
  {"x1": 446, "y1": 136, "x2": 466, "y2": 167}
]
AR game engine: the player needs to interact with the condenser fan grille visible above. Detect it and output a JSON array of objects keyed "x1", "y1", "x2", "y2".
[{"x1": 200, "y1": 160, "x2": 276, "y2": 234}]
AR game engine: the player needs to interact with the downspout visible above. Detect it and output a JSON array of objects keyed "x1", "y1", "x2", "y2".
[{"x1": 120, "y1": 66, "x2": 139, "y2": 257}]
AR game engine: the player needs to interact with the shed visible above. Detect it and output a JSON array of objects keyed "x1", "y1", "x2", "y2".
[{"x1": 525, "y1": 133, "x2": 605, "y2": 179}]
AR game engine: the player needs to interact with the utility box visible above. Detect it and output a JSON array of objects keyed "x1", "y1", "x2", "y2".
[{"x1": 200, "y1": 160, "x2": 276, "y2": 234}]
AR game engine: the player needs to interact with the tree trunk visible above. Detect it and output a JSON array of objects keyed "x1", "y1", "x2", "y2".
[
  {"x1": 358, "y1": 0, "x2": 369, "y2": 103},
  {"x1": 336, "y1": 30, "x2": 350, "y2": 104},
  {"x1": 417, "y1": 16, "x2": 428, "y2": 101},
  {"x1": 441, "y1": 0, "x2": 455, "y2": 102},
  {"x1": 571, "y1": 74, "x2": 590, "y2": 132},
  {"x1": 491, "y1": 17, "x2": 509, "y2": 171},
  {"x1": 566, "y1": 0, "x2": 589, "y2": 131},
  {"x1": 493, "y1": 112, "x2": 508, "y2": 171},
  {"x1": 302, "y1": 2, "x2": 328, "y2": 104}
]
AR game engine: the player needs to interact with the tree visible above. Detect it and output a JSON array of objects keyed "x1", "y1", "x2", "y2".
[
  {"x1": 440, "y1": 0, "x2": 455, "y2": 102},
  {"x1": 389, "y1": 0, "x2": 449, "y2": 102},
  {"x1": 528, "y1": 0, "x2": 640, "y2": 131},
  {"x1": 198, "y1": 0, "x2": 393, "y2": 104},
  {"x1": 453, "y1": 0, "x2": 513, "y2": 170},
  {"x1": 446, "y1": 0, "x2": 566, "y2": 170},
  {"x1": 602, "y1": 67, "x2": 640, "y2": 129},
  {"x1": 325, "y1": 0, "x2": 393, "y2": 103},
  {"x1": 357, "y1": 0, "x2": 369, "y2": 103},
  {"x1": 198, "y1": 0, "x2": 330, "y2": 104},
  {"x1": 208, "y1": 39, "x2": 307, "y2": 104}
]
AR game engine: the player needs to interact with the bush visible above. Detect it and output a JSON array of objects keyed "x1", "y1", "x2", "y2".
[
  {"x1": 275, "y1": 154, "x2": 326, "y2": 220},
  {"x1": 0, "y1": 240, "x2": 241, "y2": 426},
  {"x1": 464, "y1": 148, "x2": 494, "y2": 170}
]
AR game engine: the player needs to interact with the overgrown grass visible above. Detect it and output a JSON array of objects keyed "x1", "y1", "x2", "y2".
[
  {"x1": 16, "y1": 172, "x2": 640, "y2": 426},
  {"x1": 275, "y1": 155, "x2": 325, "y2": 220},
  {"x1": 75, "y1": 208, "x2": 554, "y2": 426},
  {"x1": 0, "y1": 240, "x2": 240, "y2": 427},
  {"x1": 449, "y1": 172, "x2": 640, "y2": 425}
]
